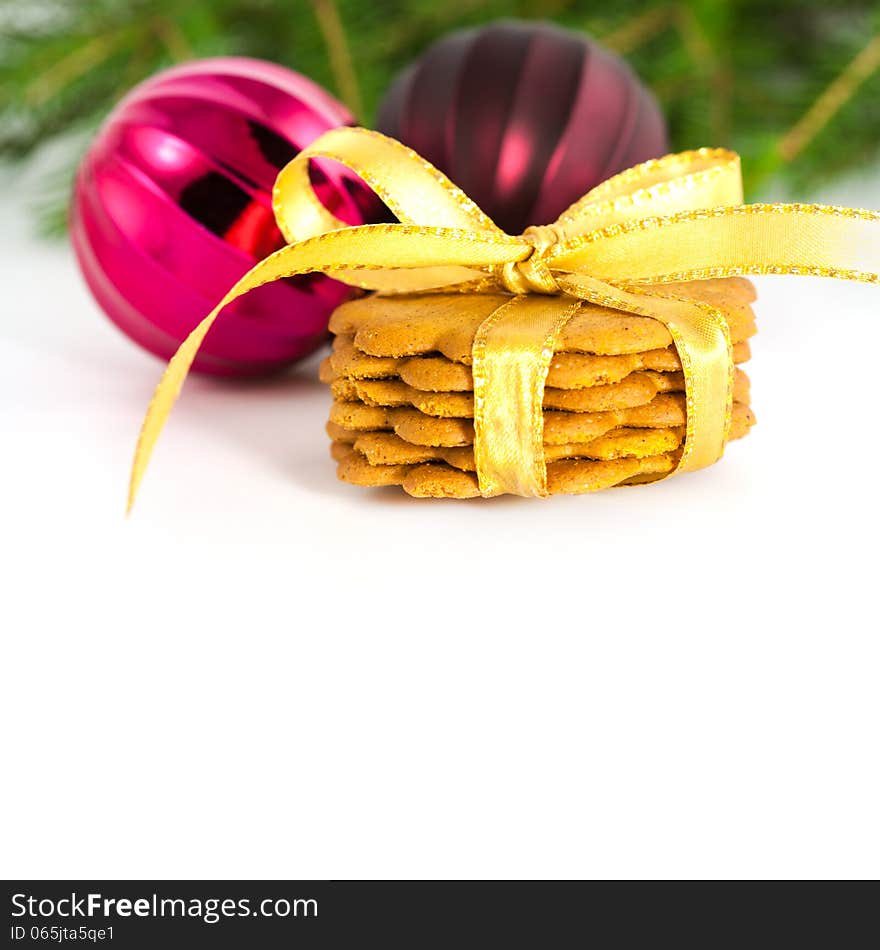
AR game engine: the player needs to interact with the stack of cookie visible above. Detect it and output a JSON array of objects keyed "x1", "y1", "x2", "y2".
[{"x1": 320, "y1": 278, "x2": 757, "y2": 498}]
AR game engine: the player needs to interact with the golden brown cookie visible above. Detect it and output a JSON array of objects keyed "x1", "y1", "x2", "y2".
[
  {"x1": 327, "y1": 420, "x2": 359, "y2": 445},
  {"x1": 328, "y1": 401, "x2": 474, "y2": 446},
  {"x1": 333, "y1": 444, "x2": 414, "y2": 487},
  {"x1": 543, "y1": 393, "x2": 688, "y2": 444},
  {"x1": 333, "y1": 443, "x2": 681, "y2": 498},
  {"x1": 545, "y1": 342, "x2": 751, "y2": 388},
  {"x1": 329, "y1": 280, "x2": 757, "y2": 363},
  {"x1": 329, "y1": 395, "x2": 754, "y2": 448},
  {"x1": 546, "y1": 368, "x2": 750, "y2": 413},
  {"x1": 323, "y1": 338, "x2": 404, "y2": 382},
  {"x1": 326, "y1": 334, "x2": 752, "y2": 391},
  {"x1": 400, "y1": 465, "x2": 482, "y2": 499},
  {"x1": 328, "y1": 368, "x2": 750, "y2": 416},
  {"x1": 346, "y1": 428, "x2": 683, "y2": 469},
  {"x1": 331, "y1": 401, "x2": 753, "y2": 471}
]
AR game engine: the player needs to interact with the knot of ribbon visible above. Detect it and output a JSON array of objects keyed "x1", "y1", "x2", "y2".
[
  {"x1": 128, "y1": 127, "x2": 880, "y2": 510},
  {"x1": 495, "y1": 224, "x2": 565, "y2": 295}
]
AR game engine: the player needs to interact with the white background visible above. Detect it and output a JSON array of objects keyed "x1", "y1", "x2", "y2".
[{"x1": 2, "y1": 158, "x2": 879, "y2": 881}]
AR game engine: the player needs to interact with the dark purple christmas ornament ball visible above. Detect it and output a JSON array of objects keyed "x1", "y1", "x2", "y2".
[{"x1": 377, "y1": 21, "x2": 669, "y2": 235}]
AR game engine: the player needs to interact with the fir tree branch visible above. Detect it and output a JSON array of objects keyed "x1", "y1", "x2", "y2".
[
  {"x1": 599, "y1": 5, "x2": 674, "y2": 56},
  {"x1": 25, "y1": 29, "x2": 131, "y2": 108},
  {"x1": 152, "y1": 16, "x2": 194, "y2": 63},
  {"x1": 310, "y1": 0, "x2": 364, "y2": 119},
  {"x1": 2, "y1": 0, "x2": 879, "y2": 235},
  {"x1": 779, "y1": 30, "x2": 880, "y2": 162}
]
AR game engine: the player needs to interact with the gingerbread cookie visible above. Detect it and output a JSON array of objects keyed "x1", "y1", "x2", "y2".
[
  {"x1": 327, "y1": 368, "x2": 750, "y2": 416},
  {"x1": 333, "y1": 443, "x2": 681, "y2": 498},
  {"x1": 325, "y1": 334, "x2": 752, "y2": 391},
  {"x1": 329, "y1": 279, "x2": 757, "y2": 362},
  {"x1": 329, "y1": 394, "x2": 754, "y2": 448},
  {"x1": 330, "y1": 401, "x2": 753, "y2": 470}
]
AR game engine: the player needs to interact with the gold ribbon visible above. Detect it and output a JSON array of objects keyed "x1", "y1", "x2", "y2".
[{"x1": 128, "y1": 127, "x2": 880, "y2": 508}]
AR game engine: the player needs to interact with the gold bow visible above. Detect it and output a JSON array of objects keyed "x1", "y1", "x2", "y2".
[{"x1": 128, "y1": 127, "x2": 880, "y2": 508}]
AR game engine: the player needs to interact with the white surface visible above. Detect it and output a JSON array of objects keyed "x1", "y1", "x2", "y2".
[{"x1": 2, "y1": 162, "x2": 879, "y2": 882}]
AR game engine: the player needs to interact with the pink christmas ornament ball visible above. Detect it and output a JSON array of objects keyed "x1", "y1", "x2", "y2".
[{"x1": 71, "y1": 57, "x2": 378, "y2": 376}]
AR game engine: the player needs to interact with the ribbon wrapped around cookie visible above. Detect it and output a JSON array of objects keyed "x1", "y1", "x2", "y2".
[{"x1": 128, "y1": 127, "x2": 880, "y2": 508}]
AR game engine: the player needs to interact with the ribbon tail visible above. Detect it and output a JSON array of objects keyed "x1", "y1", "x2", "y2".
[
  {"x1": 558, "y1": 275, "x2": 733, "y2": 476},
  {"x1": 126, "y1": 256, "x2": 284, "y2": 514},
  {"x1": 472, "y1": 295, "x2": 582, "y2": 497},
  {"x1": 127, "y1": 226, "x2": 528, "y2": 512},
  {"x1": 127, "y1": 309, "x2": 216, "y2": 514},
  {"x1": 552, "y1": 204, "x2": 880, "y2": 285}
]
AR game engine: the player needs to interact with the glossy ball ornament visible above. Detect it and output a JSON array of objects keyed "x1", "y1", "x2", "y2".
[
  {"x1": 377, "y1": 21, "x2": 669, "y2": 235},
  {"x1": 71, "y1": 57, "x2": 376, "y2": 375}
]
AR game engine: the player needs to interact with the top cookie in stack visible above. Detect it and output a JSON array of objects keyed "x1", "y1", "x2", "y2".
[{"x1": 321, "y1": 278, "x2": 758, "y2": 498}]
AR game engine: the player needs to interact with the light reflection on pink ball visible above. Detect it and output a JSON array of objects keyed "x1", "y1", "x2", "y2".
[{"x1": 71, "y1": 57, "x2": 376, "y2": 375}]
